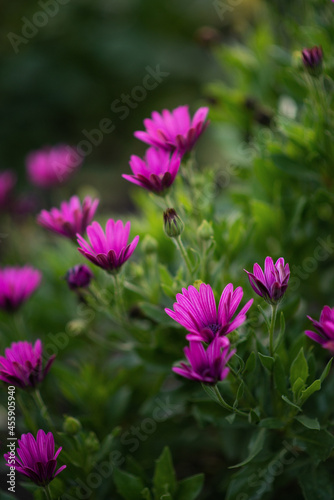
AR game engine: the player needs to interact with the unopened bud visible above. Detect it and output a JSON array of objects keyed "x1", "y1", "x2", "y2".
[
  {"x1": 193, "y1": 280, "x2": 204, "y2": 291},
  {"x1": 85, "y1": 432, "x2": 100, "y2": 453},
  {"x1": 63, "y1": 416, "x2": 82, "y2": 435},
  {"x1": 142, "y1": 234, "x2": 158, "y2": 254},
  {"x1": 163, "y1": 208, "x2": 184, "y2": 238},
  {"x1": 66, "y1": 264, "x2": 94, "y2": 290},
  {"x1": 197, "y1": 220, "x2": 214, "y2": 241},
  {"x1": 301, "y1": 46, "x2": 323, "y2": 76}
]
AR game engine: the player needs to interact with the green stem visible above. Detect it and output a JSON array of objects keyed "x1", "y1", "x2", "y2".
[
  {"x1": 269, "y1": 304, "x2": 278, "y2": 357},
  {"x1": 175, "y1": 235, "x2": 192, "y2": 276},
  {"x1": 17, "y1": 393, "x2": 38, "y2": 434},
  {"x1": 33, "y1": 389, "x2": 56, "y2": 434},
  {"x1": 44, "y1": 484, "x2": 53, "y2": 500},
  {"x1": 164, "y1": 193, "x2": 173, "y2": 208},
  {"x1": 205, "y1": 384, "x2": 248, "y2": 417},
  {"x1": 113, "y1": 272, "x2": 126, "y2": 317}
]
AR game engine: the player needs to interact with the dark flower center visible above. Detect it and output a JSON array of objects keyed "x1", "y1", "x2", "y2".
[{"x1": 208, "y1": 323, "x2": 220, "y2": 335}]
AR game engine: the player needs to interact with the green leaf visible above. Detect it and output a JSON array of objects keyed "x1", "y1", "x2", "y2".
[
  {"x1": 320, "y1": 357, "x2": 333, "y2": 383},
  {"x1": 153, "y1": 447, "x2": 177, "y2": 499},
  {"x1": 290, "y1": 348, "x2": 308, "y2": 388},
  {"x1": 257, "y1": 305, "x2": 270, "y2": 330},
  {"x1": 271, "y1": 153, "x2": 317, "y2": 179},
  {"x1": 258, "y1": 417, "x2": 285, "y2": 429},
  {"x1": 176, "y1": 473, "x2": 204, "y2": 500},
  {"x1": 94, "y1": 432, "x2": 115, "y2": 462},
  {"x1": 258, "y1": 352, "x2": 274, "y2": 371},
  {"x1": 281, "y1": 395, "x2": 302, "y2": 412},
  {"x1": 140, "y1": 303, "x2": 176, "y2": 326},
  {"x1": 294, "y1": 430, "x2": 334, "y2": 464},
  {"x1": 113, "y1": 469, "x2": 145, "y2": 500},
  {"x1": 229, "y1": 429, "x2": 266, "y2": 469},
  {"x1": 292, "y1": 377, "x2": 305, "y2": 400},
  {"x1": 243, "y1": 351, "x2": 256, "y2": 374},
  {"x1": 298, "y1": 464, "x2": 334, "y2": 500},
  {"x1": 225, "y1": 413, "x2": 236, "y2": 424},
  {"x1": 295, "y1": 415, "x2": 320, "y2": 430},
  {"x1": 300, "y1": 379, "x2": 321, "y2": 405},
  {"x1": 233, "y1": 381, "x2": 244, "y2": 409}
]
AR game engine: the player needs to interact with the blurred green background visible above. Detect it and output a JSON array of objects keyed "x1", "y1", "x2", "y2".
[{"x1": 0, "y1": 0, "x2": 265, "y2": 211}]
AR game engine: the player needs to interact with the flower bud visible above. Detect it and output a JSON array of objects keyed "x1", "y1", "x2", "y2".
[
  {"x1": 85, "y1": 432, "x2": 100, "y2": 453},
  {"x1": 193, "y1": 280, "x2": 204, "y2": 291},
  {"x1": 163, "y1": 208, "x2": 184, "y2": 238},
  {"x1": 63, "y1": 416, "x2": 82, "y2": 435},
  {"x1": 301, "y1": 46, "x2": 323, "y2": 76},
  {"x1": 66, "y1": 265, "x2": 94, "y2": 290},
  {"x1": 197, "y1": 220, "x2": 214, "y2": 241},
  {"x1": 142, "y1": 234, "x2": 158, "y2": 254}
]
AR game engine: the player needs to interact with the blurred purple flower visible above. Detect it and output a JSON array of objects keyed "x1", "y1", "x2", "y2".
[
  {"x1": 305, "y1": 306, "x2": 334, "y2": 352},
  {"x1": 0, "y1": 170, "x2": 16, "y2": 208},
  {"x1": 165, "y1": 283, "x2": 253, "y2": 342},
  {"x1": 134, "y1": 105, "x2": 209, "y2": 155},
  {"x1": 4, "y1": 429, "x2": 66, "y2": 486},
  {"x1": 173, "y1": 337, "x2": 235, "y2": 384},
  {"x1": 77, "y1": 220, "x2": 139, "y2": 273},
  {"x1": 37, "y1": 195, "x2": 99, "y2": 240},
  {"x1": 122, "y1": 148, "x2": 181, "y2": 194},
  {"x1": 0, "y1": 266, "x2": 42, "y2": 312},
  {"x1": 66, "y1": 264, "x2": 94, "y2": 290},
  {"x1": 244, "y1": 257, "x2": 290, "y2": 304},
  {"x1": 0, "y1": 340, "x2": 55, "y2": 389},
  {"x1": 26, "y1": 144, "x2": 82, "y2": 188},
  {"x1": 302, "y1": 46, "x2": 323, "y2": 73}
]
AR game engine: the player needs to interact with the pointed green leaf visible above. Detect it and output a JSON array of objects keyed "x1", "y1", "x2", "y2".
[
  {"x1": 258, "y1": 352, "x2": 274, "y2": 371},
  {"x1": 300, "y1": 379, "x2": 321, "y2": 405},
  {"x1": 292, "y1": 377, "x2": 305, "y2": 400},
  {"x1": 229, "y1": 429, "x2": 266, "y2": 469},
  {"x1": 113, "y1": 469, "x2": 145, "y2": 500},
  {"x1": 153, "y1": 447, "x2": 177, "y2": 499},
  {"x1": 290, "y1": 348, "x2": 308, "y2": 388},
  {"x1": 298, "y1": 464, "x2": 334, "y2": 500},
  {"x1": 257, "y1": 305, "x2": 270, "y2": 330},
  {"x1": 294, "y1": 429, "x2": 334, "y2": 464},
  {"x1": 281, "y1": 395, "x2": 302, "y2": 412},
  {"x1": 233, "y1": 381, "x2": 244, "y2": 409},
  {"x1": 243, "y1": 351, "x2": 256, "y2": 374},
  {"x1": 320, "y1": 357, "x2": 333, "y2": 383},
  {"x1": 295, "y1": 415, "x2": 320, "y2": 430},
  {"x1": 176, "y1": 473, "x2": 204, "y2": 500}
]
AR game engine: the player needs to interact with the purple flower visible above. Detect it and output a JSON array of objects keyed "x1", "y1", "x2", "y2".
[
  {"x1": 0, "y1": 170, "x2": 16, "y2": 208},
  {"x1": 173, "y1": 337, "x2": 235, "y2": 384},
  {"x1": 244, "y1": 257, "x2": 290, "y2": 305},
  {"x1": 165, "y1": 283, "x2": 253, "y2": 343},
  {"x1": 302, "y1": 46, "x2": 323, "y2": 74},
  {"x1": 4, "y1": 429, "x2": 66, "y2": 486},
  {"x1": 77, "y1": 219, "x2": 139, "y2": 273},
  {"x1": 0, "y1": 340, "x2": 55, "y2": 389},
  {"x1": 37, "y1": 196, "x2": 99, "y2": 240},
  {"x1": 122, "y1": 148, "x2": 181, "y2": 194},
  {"x1": 66, "y1": 264, "x2": 94, "y2": 290},
  {"x1": 0, "y1": 266, "x2": 42, "y2": 312},
  {"x1": 305, "y1": 306, "x2": 334, "y2": 352},
  {"x1": 26, "y1": 144, "x2": 82, "y2": 188},
  {"x1": 134, "y1": 105, "x2": 209, "y2": 155}
]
